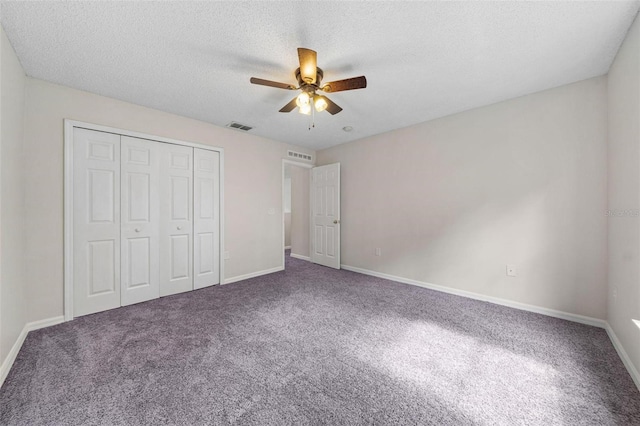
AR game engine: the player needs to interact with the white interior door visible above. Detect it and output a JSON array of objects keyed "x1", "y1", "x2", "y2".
[
  {"x1": 73, "y1": 128, "x2": 121, "y2": 317},
  {"x1": 160, "y1": 143, "x2": 193, "y2": 296},
  {"x1": 120, "y1": 136, "x2": 160, "y2": 306},
  {"x1": 193, "y1": 148, "x2": 220, "y2": 289},
  {"x1": 311, "y1": 163, "x2": 341, "y2": 269}
]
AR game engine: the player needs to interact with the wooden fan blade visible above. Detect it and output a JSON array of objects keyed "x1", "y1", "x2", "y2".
[
  {"x1": 279, "y1": 97, "x2": 298, "y2": 113},
  {"x1": 324, "y1": 96, "x2": 343, "y2": 115},
  {"x1": 321, "y1": 76, "x2": 367, "y2": 93},
  {"x1": 298, "y1": 48, "x2": 317, "y2": 84},
  {"x1": 250, "y1": 77, "x2": 296, "y2": 90}
]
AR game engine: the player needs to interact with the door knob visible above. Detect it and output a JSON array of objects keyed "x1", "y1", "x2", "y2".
[
  {"x1": 135, "y1": 228, "x2": 141, "y2": 232},
  {"x1": 333, "y1": 219, "x2": 340, "y2": 224},
  {"x1": 177, "y1": 226, "x2": 182, "y2": 230}
]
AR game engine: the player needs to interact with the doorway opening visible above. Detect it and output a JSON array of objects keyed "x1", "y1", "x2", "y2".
[{"x1": 282, "y1": 160, "x2": 312, "y2": 268}]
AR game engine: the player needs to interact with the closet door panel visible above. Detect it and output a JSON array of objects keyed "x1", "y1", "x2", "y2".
[
  {"x1": 160, "y1": 144, "x2": 194, "y2": 296},
  {"x1": 73, "y1": 128, "x2": 121, "y2": 317},
  {"x1": 121, "y1": 136, "x2": 160, "y2": 306},
  {"x1": 193, "y1": 149, "x2": 220, "y2": 289}
]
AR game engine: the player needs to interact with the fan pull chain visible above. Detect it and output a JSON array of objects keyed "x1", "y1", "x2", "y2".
[{"x1": 309, "y1": 97, "x2": 316, "y2": 131}]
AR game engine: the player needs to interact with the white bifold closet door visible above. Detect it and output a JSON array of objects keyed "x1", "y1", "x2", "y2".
[
  {"x1": 73, "y1": 128, "x2": 122, "y2": 316},
  {"x1": 160, "y1": 144, "x2": 193, "y2": 296},
  {"x1": 193, "y1": 148, "x2": 220, "y2": 289},
  {"x1": 120, "y1": 136, "x2": 161, "y2": 306},
  {"x1": 73, "y1": 128, "x2": 220, "y2": 318}
]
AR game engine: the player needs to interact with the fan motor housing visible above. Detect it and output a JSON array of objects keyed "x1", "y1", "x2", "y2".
[{"x1": 295, "y1": 67, "x2": 324, "y2": 90}]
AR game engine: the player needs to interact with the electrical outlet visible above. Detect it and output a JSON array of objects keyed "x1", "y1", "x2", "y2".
[
  {"x1": 506, "y1": 264, "x2": 517, "y2": 277},
  {"x1": 224, "y1": 251, "x2": 230, "y2": 260},
  {"x1": 375, "y1": 248, "x2": 382, "y2": 256}
]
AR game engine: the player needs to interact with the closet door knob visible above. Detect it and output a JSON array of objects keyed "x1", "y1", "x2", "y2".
[
  {"x1": 135, "y1": 228, "x2": 141, "y2": 233},
  {"x1": 177, "y1": 226, "x2": 182, "y2": 230}
]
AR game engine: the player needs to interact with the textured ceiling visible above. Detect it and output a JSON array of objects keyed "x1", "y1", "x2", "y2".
[{"x1": 1, "y1": 1, "x2": 638, "y2": 150}]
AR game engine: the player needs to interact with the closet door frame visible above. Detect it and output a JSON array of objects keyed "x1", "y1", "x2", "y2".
[{"x1": 64, "y1": 119, "x2": 225, "y2": 321}]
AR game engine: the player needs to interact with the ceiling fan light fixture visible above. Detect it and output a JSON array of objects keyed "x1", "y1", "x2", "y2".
[
  {"x1": 251, "y1": 47, "x2": 367, "y2": 120},
  {"x1": 314, "y1": 95, "x2": 328, "y2": 112},
  {"x1": 299, "y1": 103, "x2": 311, "y2": 115},
  {"x1": 296, "y1": 92, "x2": 310, "y2": 107}
]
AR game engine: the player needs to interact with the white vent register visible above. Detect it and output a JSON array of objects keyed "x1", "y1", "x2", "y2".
[
  {"x1": 226, "y1": 121, "x2": 253, "y2": 131},
  {"x1": 288, "y1": 150, "x2": 312, "y2": 161}
]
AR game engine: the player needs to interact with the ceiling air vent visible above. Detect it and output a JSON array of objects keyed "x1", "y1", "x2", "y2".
[
  {"x1": 287, "y1": 150, "x2": 312, "y2": 162},
  {"x1": 226, "y1": 121, "x2": 253, "y2": 131}
]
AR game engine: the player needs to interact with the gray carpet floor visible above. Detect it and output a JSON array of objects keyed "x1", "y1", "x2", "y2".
[{"x1": 1, "y1": 252, "x2": 639, "y2": 425}]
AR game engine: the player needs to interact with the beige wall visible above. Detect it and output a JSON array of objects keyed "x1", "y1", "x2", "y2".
[
  {"x1": 0, "y1": 28, "x2": 26, "y2": 365},
  {"x1": 22, "y1": 78, "x2": 314, "y2": 323},
  {"x1": 290, "y1": 165, "x2": 310, "y2": 258},
  {"x1": 608, "y1": 14, "x2": 640, "y2": 374},
  {"x1": 318, "y1": 76, "x2": 608, "y2": 319}
]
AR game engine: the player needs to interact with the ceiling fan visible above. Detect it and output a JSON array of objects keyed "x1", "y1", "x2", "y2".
[{"x1": 250, "y1": 48, "x2": 367, "y2": 116}]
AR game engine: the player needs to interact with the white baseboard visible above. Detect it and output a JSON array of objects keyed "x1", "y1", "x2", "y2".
[
  {"x1": 223, "y1": 266, "x2": 284, "y2": 285},
  {"x1": 284, "y1": 246, "x2": 292, "y2": 250},
  {"x1": 290, "y1": 253, "x2": 310, "y2": 262},
  {"x1": 605, "y1": 323, "x2": 640, "y2": 392},
  {"x1": 0, "y1": 315, "x2": 64, "y2": 388},
  {"x1": 341, "y1": 264, "x2": 606, "y2": 328}
]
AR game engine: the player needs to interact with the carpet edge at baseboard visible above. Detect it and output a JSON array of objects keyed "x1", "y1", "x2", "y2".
[
  {"x1": 290, "y1": 253, "x2": 311, "y2": 262},
  {"x1": 340, "y1": 263, "x2": 640, "y2": 392},
  {"x1": 0, "y1": 316, "x2": 64, "y2": 389},
  {"x1": 223, "y1": 266, "x2": 284, "y2": 285},
  {"x1": 606, "y1": 324, "x2": 640, "y2": 392},
  {"x1": 340, "y1": 264, "x2": 605, "y2": 327}
]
